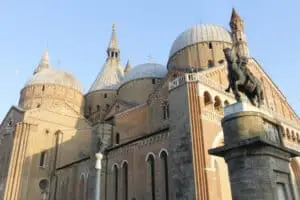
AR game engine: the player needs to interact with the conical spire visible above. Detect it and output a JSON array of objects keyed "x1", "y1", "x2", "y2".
[
  {"x1": 107, "y1": 24, "x2": 119, "y2": 50},
  {"x1": 33, "y1": 49, "x2": 50, "y2": 75},
  {"x1": 106, "y1": 24, "x2": 120, "y2": 61},
  {"x1": 124, "y1": 60, "x2": 131, "y2": 74},
  {"x1": 231, "y1": 8, "x2": 241, "y2": 21}
]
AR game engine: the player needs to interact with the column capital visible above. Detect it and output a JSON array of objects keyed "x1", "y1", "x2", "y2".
[{"x1": 95, "y1": 152, "x2": 103, "y2": 169}]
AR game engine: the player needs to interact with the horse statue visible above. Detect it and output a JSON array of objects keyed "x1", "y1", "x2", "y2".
[{"x1": 223, "y1": 48, "x2": 264, "y2": 107}]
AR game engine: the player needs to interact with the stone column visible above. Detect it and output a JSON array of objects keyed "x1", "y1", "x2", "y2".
[
  {"x1": 94, "y1": 152, "x2": 103, "y2": 200},
  {"x1": 209, "y1": 102, "x2": 300, "y2": 200}
]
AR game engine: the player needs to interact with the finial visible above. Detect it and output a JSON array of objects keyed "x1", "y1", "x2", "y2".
[
  {"x1": 107, "y1": 23, "x2": 119, "y2": 51},
  {"x1": 33, "y1": 49, "x2": 50, "y2": 75}
]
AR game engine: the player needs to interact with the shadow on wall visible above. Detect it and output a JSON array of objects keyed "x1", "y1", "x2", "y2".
[{"x1": 4, "y1": 108, "x2": 95, "y2": 200}]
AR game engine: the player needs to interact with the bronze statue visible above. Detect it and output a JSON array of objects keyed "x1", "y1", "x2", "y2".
[{"x1": 223, "y1": 48, "x2": 264, "y2": 107}]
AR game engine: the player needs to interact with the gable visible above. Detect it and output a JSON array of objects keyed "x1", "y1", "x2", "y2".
[
  {"x1": 104, "y1": 99, "x2": 136, "y2": 120},
  {"x1": 0, "y1": 106, "x2": 24, "y2": 137}
]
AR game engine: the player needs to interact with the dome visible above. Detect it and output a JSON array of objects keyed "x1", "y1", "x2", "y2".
[
  {"x1": 121, "y1": 63, "x2": 167, "y2": 86},
  {"x1": 25, "y1": 68, "x2": 84, "y2": 93},
  {"x1": 169, "y1": 24, "x2": 232, "y2": 58}
]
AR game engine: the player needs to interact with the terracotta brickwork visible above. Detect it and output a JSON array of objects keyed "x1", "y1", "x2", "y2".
[{"x1": 0, "y1": 8, "x2": 299, "y2": 200}]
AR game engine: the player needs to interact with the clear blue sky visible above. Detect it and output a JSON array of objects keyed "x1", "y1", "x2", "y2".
[{"x1": 0, "y1": 0, "x2": 300, "y2": 120}]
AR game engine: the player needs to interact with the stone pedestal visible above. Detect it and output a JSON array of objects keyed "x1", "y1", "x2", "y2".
[{"x1": 209, "y1": 102, "x2": 300, "y2": 200}]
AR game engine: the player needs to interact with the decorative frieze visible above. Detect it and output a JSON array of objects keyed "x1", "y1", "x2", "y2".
[{"x1": 107, "y1": 131, "x2": 169, "y2": 158}]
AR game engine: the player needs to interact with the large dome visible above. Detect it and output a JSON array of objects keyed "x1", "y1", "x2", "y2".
[
  {"x1": 121, "y1": 63, "x2": 167, "y2": 86},
  {"x1": 169, "y1": 24, "x2": 232, "y2": 58},
  {"x1": 25, "y1": 68, "x2": 84, "y2": 93}
]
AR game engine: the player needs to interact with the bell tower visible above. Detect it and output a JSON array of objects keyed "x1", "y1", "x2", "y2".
[{"x1": 230, "y1": 8, "x2": 249, "y2": 57}]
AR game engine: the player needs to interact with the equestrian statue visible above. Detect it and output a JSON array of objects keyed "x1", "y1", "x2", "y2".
[{"x1": 223, "y1": 47, "x2": 264, "y2": 107}]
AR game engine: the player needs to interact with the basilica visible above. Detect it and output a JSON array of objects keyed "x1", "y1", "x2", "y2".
[{"x1": 0, "y1": 8, "x2": 299, "y2": 200}]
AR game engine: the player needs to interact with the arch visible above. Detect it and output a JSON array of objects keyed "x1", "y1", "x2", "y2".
[
  {"x1": 160, "y1": 150, "x2": 169, "y2": 200},
  {"x1": 145, "y1": 152, "x2": 156, "y2": 161},
  {"x1": 214, "y1": 96, "x2": 222, "y2": 110},
  {"x1": 111, "y1": 163, "x2": 120, "y2": 171},
  {"x1": 122, "y1": 162, "x2": 129, "y2": 200},
  {"x1": 146, "y1": 154, "x2": 156, "y2": 200},
  {"x1": 158, "y1": 149, "x2": 169, "y2": 158},
  {"x1": 292, "y1": 130, "x2": 296, "y2": 141},
  {"x1": 78, "y1": 175, "x2": 85, "y2": 200},
  {"x1": 204, "y1": 91, "x2": 213, "y2": 106},
  {"x1": 224, "y1": 100, "x2": 229, "y2": 107},
  {"x1": 208, "y1": 60, "x2": 214, "y2": 68},
  {"x1": 116, "y1": 133, "x2": 120, "y2": 145},
  {"x1": 85, "y1": 175, "x2": 89, "y2": 200},
  {"x1": 286, "y1": 128, "x2": 291, "y2": 139},
  {"x1": 121, "y1": 160, "x2": 128, "y2": 168},
  {"x1": 113, "y1": 164, "x2": 119, "y2": 200}
]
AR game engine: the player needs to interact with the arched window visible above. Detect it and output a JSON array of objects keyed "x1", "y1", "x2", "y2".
[
  {"x1": 122, "y1": 162, "x2": 128, "y2": 200},
  {"x1": 214, "y1": 96, "x2": 222, "y2": 111},
  {"x1": 160, "y1": 151, "x2": 169, "y2": 200},
  {"x1": 209, "y1": 42, "x2": 213, "y2": 49},
  {"x1": 152, "y1": 79, "x2": 156, "y2": 84},
  {"x1": 115, "y1": 52, "x2": 118, "y2": 58},
  {"x1": 208, "y1": 60, "x2": 214, "y2": 68},
  {"x1": 85, "y1": 175, "x2": 89, "y2": 200},
  {"x1": 292, "y1": 131, "x2": 296, "y2": 141},
  {"x1": 104, "y1": 93, "x2": 107, "y2": 98},
  {"x1": 116, "y1": 133, "x2": 120, "y2": 145},
  {"x1": 287, "y1": 129, "x2": 291, "y2": 139},
  {"x1": 204, "y1": 91, "x2": 212, "y2": 106},
  {"x1": 97, "y1": 105, "x2": 100, "y2": 111},
  {"x1": 218, "y1": 59, "x2": 224, "y2": 64},
  {"x1": 113, "y1": 165, "x2": 119, "y2": 200},
  {"x1": 79, "y1": 175, "x2": 85, "y2": 200},
  {"x1": 224, "y1": 100, "x2": 229, "y2": 107},
  {"x1": 42, "y1": 85, "x2": 45, "y2": 92},
  {"x1": 146, "y1": 154, "x2": 155, "y2": 200}
]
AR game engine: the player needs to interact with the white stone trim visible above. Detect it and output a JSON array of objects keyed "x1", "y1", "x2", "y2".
[
  {"x1": 145, "y1": 152, "x2": 156, "y2": 161},
  {"x1": 158, "y1": 148, "x2": 169, "y2": 157}
]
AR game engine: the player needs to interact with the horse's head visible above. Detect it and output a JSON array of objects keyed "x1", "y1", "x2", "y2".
[{"x1": 223, "y1": 48, "x2": 234, "y2": 63}]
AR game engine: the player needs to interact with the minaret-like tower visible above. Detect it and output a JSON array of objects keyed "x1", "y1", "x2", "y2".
[
  {"x1": 106, "y1": 24, "x2": 120, "y2": 62},
  {"x1": 230, "y1": 8, "x2": 249, "y2": 57}
]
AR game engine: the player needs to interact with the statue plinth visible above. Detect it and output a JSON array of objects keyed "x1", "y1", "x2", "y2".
[{"x1": 209, "y1": 104, "x2": 300, "y2": 200}]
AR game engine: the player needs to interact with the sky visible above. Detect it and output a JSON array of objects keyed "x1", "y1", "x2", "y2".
[{"x1": 0, "y1": 0, "x2": 300, "y2": 120}]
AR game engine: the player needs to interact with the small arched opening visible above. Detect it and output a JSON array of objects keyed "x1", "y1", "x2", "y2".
[{"x1": 204, "y1": 91, "x2": 213, "y2": 106}]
